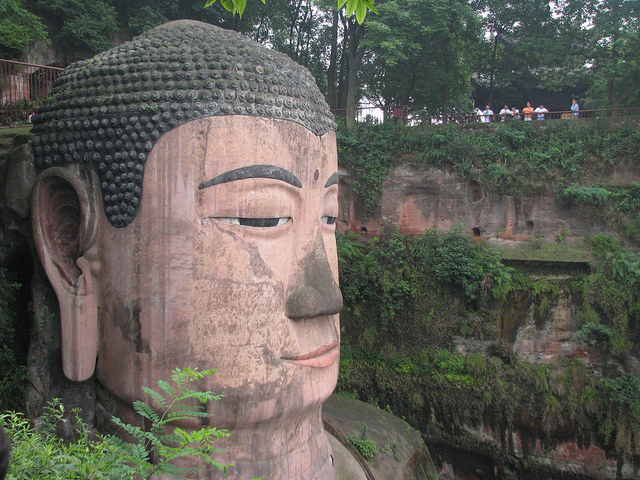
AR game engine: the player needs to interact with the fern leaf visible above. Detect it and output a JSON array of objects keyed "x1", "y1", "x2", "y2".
[{"x1": 142, "y1": 385, "x2": 169, "y2": 408}]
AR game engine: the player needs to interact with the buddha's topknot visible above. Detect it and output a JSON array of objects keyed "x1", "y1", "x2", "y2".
[{"x1": 31, "y1": 20, "x2": 336, "y2": 227}]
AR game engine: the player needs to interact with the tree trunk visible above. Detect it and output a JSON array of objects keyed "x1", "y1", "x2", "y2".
[
  {"x1": 442, "y1": 82, "x2": 450, "y2": 124},
  {"x1": 346, "y1": 21, "x2": 364, "y2": 130},
  {"x1": 327, "y1": 10, "x2": 338, "y2": 110},
  {"x1": 488, "y1": 32, "x2": 499, "y2": 106}
]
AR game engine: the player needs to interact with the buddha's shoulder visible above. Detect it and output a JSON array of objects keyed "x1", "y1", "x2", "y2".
[{"x1": 323, "y1": 395, "x2": 439, "y2": 480}]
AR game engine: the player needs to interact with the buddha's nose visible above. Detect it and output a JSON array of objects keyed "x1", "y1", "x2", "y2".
[{"x1": 285, "y1": 230, "x2": 343, "y2": 319}]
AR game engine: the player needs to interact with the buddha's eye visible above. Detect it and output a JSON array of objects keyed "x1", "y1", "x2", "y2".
[
  {"x1": 216, "y1": 217, "x2": 290, "y2": 227},
  {"x1": 322, "y1": 216, "x2": 336, "y2": 225}
]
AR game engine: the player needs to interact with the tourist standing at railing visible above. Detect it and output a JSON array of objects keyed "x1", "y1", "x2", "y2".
[
  {"x1": 481, "y1": 105, "x2": 493, "y2": 123},
  {"x1": 499, "y1": 104, "x2": 511, "y2": 122},
  {"x1": 511, "y1": 106, "x2": 521, "y2": 120},
  {"x1": 534, "y1": 104, "x2": 548, "y2": 120},
  {"x1": 571, "y1": 99, "x2": 580, "y2": 118},
  {"x1": 523, "y1": 102, "x2": 534, "y2": 121}
]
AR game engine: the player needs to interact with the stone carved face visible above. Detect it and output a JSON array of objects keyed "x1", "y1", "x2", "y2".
[
  {"x1": 33, "y1": 115, "x2": 342, "y2": 479},
  {"x1": 98, "y1": 113, "x2": 341, "y2": 407}
]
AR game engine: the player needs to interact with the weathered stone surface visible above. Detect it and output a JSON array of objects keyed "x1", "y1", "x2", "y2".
[
  {"x1": 323, "y1": 394, "x2": 439, "y2": 480},
  {"x1": 338, "y1": 164, "x2": 626, "y2": 245},
  {"x1": 1, "y1": 143, "x2": 36, "y2": 218}
]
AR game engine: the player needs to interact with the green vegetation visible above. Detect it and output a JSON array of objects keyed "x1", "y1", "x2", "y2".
[
  {"x1": 347, "y1": 422, "x2": 378, "y2": 461},
  {"x1": 3, "y1": 403, "x2": 135, "y2": 480},
  {"x1": 33, "y1": 0, "x2": 118, "y2": 62},
  {"x1": 0, "y1": 267, "x2": 27, "y2": 412},
  {"x1": 1, "y1": 368, "x2": 244, "y2": 480},
  {"x1": 0, "y1": 0, "x2": 48, "y2": 59},
  {"x1": 337, "y1": 230, "x2": 640, "y2": 464},
  {"x1": 576, "y1": 235, "x2": 640, "y2": 357}
]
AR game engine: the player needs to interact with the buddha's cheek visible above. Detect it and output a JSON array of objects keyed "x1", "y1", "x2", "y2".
[{"x1": 182, "y1": 225, "x2": 296, "y2": 385}]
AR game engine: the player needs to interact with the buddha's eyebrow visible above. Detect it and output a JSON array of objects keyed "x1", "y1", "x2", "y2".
[
  {"x1": 324, "y1": 172, "x2": 339, "y2": 188},
  {"x1": 198, "y1": 165, "x2": 302, "y2": 189}
]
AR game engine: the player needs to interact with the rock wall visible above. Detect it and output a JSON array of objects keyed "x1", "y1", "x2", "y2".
[
  {"x1": 337, "y1": 163, "x2": 639, "y2": 245},
  {"x1": 335, "y1": 163, "x2": 640, "y2": 480}
]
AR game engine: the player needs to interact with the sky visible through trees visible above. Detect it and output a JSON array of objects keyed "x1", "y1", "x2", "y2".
[{"x1": 2, "y1": 0, "x2": 639, "y2": 121}]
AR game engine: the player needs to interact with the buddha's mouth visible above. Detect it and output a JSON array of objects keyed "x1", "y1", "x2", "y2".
[{"x1": 281, "y1": 340, "x2": 339, "y2": 368}]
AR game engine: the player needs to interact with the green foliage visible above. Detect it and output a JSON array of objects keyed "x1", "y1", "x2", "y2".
[
  {"x1": 111, "y1": 367, "x2": 230, "y2": 479},
  {"x1": 575, "y1": 236, "x2": 640, "y2": 356},
  {"x1": 2, "y1": 401, "x2": 135, "y2": 480},
  {"x1": 339, "y1": 341, "x2": 640, "y2": 461},
  {"x1": 433, "y1": 229, "x2": 483, "y2": 300},
  {"x1": 559, "y1": 183, "x2": 640, "y2": 240},
  {"x1": 0, "y1": 0, "x2": 48, "y2": 59},
  {"x1": 338, "y1": 229, "x2": 515, "y2": 352},
  {"x1": 0, "y1": 267, "x2": 27, "y2": 412},
  {"x1": 347, "y1": 422, "x2": 378, "y2": 461},
  {"x1": 361, "y1": 0, "x2": 481, "y2": 116},
  {"x1": 337, "y1": 229, "x2": 640, "y2": 463},
  {"x1": 1, "y1": 368, "x2": 234, "y2": 479},
  {"x1": 604, "y1": 374, "x2": 640, "y2": 423},
  {"x1": 576, "y1": 321, "x2": 613, "y2": 348},
  {"x1": 337, "y1": 122, "x2": 400, "y2": 212},
  {"x1": 602, "y1": 373, "x2": 640, "y2": 457},
  {"x1": 204, "y1": 0, "x2": 376, "y2": 23},
  {"x1": 560, "y1": 184, "x2": 612, "y2": 205},
  {"x1": 348, "y1": 435, "x2": 377, "y2": 461},
  {"x1": 34, "y1": 0, "x2": 118, "y2": 62}
]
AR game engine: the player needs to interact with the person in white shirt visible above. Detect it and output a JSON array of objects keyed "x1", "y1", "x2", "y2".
[
  {"x1": 499, "y1": 104, "x2": 512, "y2": 122},
  {"x1": 571, "y1": 99, "x2": 579, "y2": 118},
  {"x1": 534, "y1": 104, "x2": 549, "y2": 120},
  {"x1": 481, "y1": 105, "x2": 494, "y2": 123}
]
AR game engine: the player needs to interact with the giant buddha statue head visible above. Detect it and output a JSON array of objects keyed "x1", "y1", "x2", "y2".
[{"x1": 30, "y1": 20, "x2": 342, "y2": 480}]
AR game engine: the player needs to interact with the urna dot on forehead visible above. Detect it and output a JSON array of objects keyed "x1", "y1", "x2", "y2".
[{"x1": 31, "y1": 20, "x2": 336, "y2": 227}]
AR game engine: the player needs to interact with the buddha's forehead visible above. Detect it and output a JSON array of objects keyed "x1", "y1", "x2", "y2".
[
  {"x1": 149, "y1": 116, "x2": 337, "y2": 189},
  {"x1": 31, "y1": 20, "x2": 335, "y2": 228}
]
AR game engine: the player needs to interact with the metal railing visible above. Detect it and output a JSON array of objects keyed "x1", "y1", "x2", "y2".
[
  {"x1": 331, "y1": 105, "x2": 640, "y2": 126},
  {"x1": 407, "y1": 106, "x2": 640, "y2": 126},
  {"x1": 0, "y1": 59, "x2": 64, "y2": 127}
]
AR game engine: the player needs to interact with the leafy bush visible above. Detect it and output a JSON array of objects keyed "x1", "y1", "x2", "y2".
[
  {"x1": 3, "y1": 402, "x2": 134, "y2": 480},
  {"x1": 337, "y1": 123, "x2": 400, "y2": 212},
  {"x1": 348, "y1": 436, "x2": 377, "y2": 461},
  {"x1": 1, "y1": 368, "x2": 239, "y2": 480},
  {"x1": 577, "y1": 237, "x2": 640, "y2": 356},
  {"x1": 433, "y1": 230, "x2": 483, "y2": 300},
  {"x1": 576, "y1": 321, "x2": 613, "y2": 348},
  {"x1": 347, "y1": 422, "x2": 377, "y2": 461}
]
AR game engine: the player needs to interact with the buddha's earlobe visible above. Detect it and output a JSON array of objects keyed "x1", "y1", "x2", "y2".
[{"x1": 32, "y1": 166, "x2": 100, "y2": 381}]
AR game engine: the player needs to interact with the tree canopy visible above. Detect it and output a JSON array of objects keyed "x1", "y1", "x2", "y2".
[
  {"x1": 1, "y1": 0, "x2": 639, "y2": 121},
  {"x1": 0, "y1": 0, "x2": 48, "y2": 60}
]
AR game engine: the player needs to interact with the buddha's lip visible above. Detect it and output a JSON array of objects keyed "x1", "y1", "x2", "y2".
[{"x1": 281, "y1": 341, "x2": 339, "y2": 368}]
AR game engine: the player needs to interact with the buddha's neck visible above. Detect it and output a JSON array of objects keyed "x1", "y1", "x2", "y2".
[
  {"x1": 97, "y1": 388, "x2": 337, "y2": 480},
  {"x1": 206, "y1": 407, "x2": 337, "y2": 480}
]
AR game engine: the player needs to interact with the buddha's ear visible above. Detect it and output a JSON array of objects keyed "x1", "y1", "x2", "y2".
[{"x1": 32, "y1": 166, "x2": 101, "y2": 382}]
